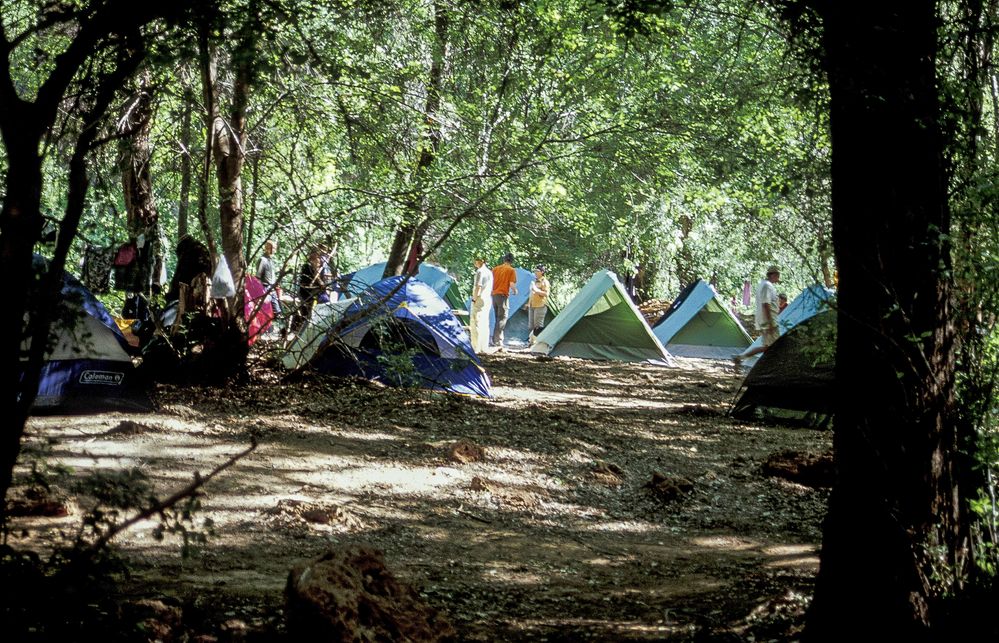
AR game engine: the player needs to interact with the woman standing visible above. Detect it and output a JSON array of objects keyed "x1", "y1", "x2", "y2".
[{"x1": 528, "y1": 265, "x2": 551, "y2": 342}]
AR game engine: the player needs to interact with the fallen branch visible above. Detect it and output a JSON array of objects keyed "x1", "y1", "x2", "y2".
[{"x1": 84, "y1": 438, "x2": 258, "y2": 554}]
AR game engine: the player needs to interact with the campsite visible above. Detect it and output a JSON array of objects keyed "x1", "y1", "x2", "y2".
[
  {"x1": 3, "y1": 1, "x2": 999, "y2": 641},
  {"x1": 11, "y1": 348, "x2": 831, "y2": 640}
]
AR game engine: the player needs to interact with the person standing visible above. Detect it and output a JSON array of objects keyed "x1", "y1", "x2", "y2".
[
  {"x1": 623, "y1": 264, "x2": 645, "y2": 303},
  {"x1": 294, "y1": 248, "x2": 324, "y2": 332},
  {"x1": 256, "y1": 240, "x2": 282, "y2": 317},
  {"x1": 527, "y1": 264, "x2": 551, "y2": 343},
  {"x1": 733, "y1": 266, "x2": 781, "y2": 365},
  {"x1": 469, "y1": 256, "x2": 493, "y2": 354},
  {"x1": 490, "y1": 253, "x2": 518, "y2": 348}
]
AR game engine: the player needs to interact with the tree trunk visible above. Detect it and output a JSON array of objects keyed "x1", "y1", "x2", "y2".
[
  {"x1": 0, "y1": 138, "x2": 46, "y2": 522},
  {"x1": 177, "y1": 81, "x2": 195, "y2": 240},
  {"x1": 806, "y1": 3, "x2": 964, "y2": 638},
  {"x1": 119, "y1": 75, "x2": 162, "y2": 298},
  {"x1": 244, "y1": 152, "x2": 260, "y2": 265},
  {"x1": 383, "y1": 0, "x2": 448, "y2": 278},
  {"x1": 203, "y1": 11, "x2": 257, "y2": 316},
  {"x1": 675, "y1": 212, "x2": 695, "y2": 287},
  {"x1": 196, "y1": 25, "x2": 219, "y2": 262}
]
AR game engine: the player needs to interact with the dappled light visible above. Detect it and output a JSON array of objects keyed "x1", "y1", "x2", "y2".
[{"x1": 12, "y1": 351, "x2": 829, "y2": 639}]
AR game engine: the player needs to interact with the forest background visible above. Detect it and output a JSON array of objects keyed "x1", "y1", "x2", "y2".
[{"x1": 1, "y1": 0, "x2": 998, "y2": 639}]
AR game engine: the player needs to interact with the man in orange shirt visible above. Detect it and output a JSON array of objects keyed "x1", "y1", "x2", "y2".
[{"x1": 491, "y1": 253, "x2": 518, "y2": 348}]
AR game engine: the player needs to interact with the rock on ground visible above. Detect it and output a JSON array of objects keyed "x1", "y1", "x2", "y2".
[{"x1": 285, "y1": 546, "x2": 455, "y2": 642}]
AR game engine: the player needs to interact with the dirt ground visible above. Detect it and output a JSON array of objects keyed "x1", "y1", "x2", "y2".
[{"x1": 10, "y1": 349, "x2": 831, "y2": 641}]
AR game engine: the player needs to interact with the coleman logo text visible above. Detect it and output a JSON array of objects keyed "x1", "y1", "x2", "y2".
[{"x1": 80, "y1": 370, "x2": 124, "y2": 385}]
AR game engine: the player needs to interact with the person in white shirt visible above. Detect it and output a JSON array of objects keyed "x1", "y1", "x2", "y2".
[
  {"x1": 469, "y1": 256, "x2": 494, "y2": 354},
  {"x1": 733, "y1": 266, "x2": 781, "y2": 365}
]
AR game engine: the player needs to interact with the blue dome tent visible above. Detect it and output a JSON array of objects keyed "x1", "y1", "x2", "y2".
[
  {"x1": 25, "y1": 256, "x2": 151, "y2": 414},
  {"x1": 298, "y1": 276, "x2": 491, "y2": 397}
]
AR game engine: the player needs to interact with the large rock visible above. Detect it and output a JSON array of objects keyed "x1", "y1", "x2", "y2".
[{"x1": 285, "y1": 546, "x2": 454, "y2": 642}]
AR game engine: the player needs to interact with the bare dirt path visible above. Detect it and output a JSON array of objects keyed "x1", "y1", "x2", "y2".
[{"x1": 12, "y1": 351, "x2": 829, "y2": 641}]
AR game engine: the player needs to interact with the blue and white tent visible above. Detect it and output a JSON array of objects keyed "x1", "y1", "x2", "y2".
[
  {"x1": 25, "y1": 256, "x2": 150, "y2": 414},
  {"x1": 743, "y1": 283, "x2": 836, "y2": 354},
  {"x1": 296, "y1": 276, "x2": 491, "y2": 397},
  {"x1": 531, "y1": 270, "x2": 673, "y2": 365},
  {"x1": 653, "y1": 279, "x2": 752, "y2": 359},
  {"x1": 342, "y1": 262, "x2": 464, "y2": 310}
]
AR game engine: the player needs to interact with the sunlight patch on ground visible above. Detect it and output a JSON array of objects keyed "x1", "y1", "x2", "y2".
[
  {"x1": 476, "y1": 446, "x2": 547, "y2": 466},
  {"x1": 328, "y1": 429, "x2": 409, "y2": 441},
  {"x1": 761, "y1": 543, "x2": 821, "y2": 569},
  {"x1": 480, "y1": 567, "x2": 545, "y2": 585},
  {"x1": 513, "y1": 616, "x2": 697, "y2": 636},
  {"x1": 491, "y1": 386, "x2": 672, "y2": 411},
  {"x1": 491, "y1": 386, "x2": 591, "y2": 404},
  {"x1": 690, "y1": 535, "x2": 761, "y2": 551},
  {"x1": 580, "y1": 520, "x2": 659, "y2": 534},
  {"x1": 291, "y1": 463, "x2": 467, "y2": 494}
]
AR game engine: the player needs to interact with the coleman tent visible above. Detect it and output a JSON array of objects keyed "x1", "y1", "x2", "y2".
[
  {"x1": 653, "y1": 279, "x2": 752, "y2": 359},
  {"x1": 530, "y1": 269, "x2": 673, "y2": 365},
  {"x1": 289, "y1": 276, "x2": 491, "y2": 397},
  {"x1": 26, "y1": 256, "x2": 151, "y2": 414}
]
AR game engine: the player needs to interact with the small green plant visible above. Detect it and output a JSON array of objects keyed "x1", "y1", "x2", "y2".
[{"x1": 369, "y1": 318, "x2": 424, "y2": 388}]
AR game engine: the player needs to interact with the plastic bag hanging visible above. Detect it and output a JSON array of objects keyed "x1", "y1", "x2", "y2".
[{"x1": 211, "y1": 254, "x2": 237, "y2": 298}]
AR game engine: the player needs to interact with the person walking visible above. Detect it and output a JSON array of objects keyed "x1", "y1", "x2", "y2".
[
  {"x1": 733, "y1": 265, "x2": 781, "y2": 365},
  {"x1": 469, "y1": 256, "x2": 493, "y2": 354},
  {"x1": 527, "y1": 264, "x2": 550, "y2": 343},
  {"x1": 490, "y1": 253, "x2": 518, "y2": 348}
]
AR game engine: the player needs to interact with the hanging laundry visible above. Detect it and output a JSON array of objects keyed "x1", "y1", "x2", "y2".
[{"x1": 81, "y1": 244, "x2": 115, "y2": 293}]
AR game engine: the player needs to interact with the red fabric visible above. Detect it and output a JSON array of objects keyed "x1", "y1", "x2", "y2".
[
  {"x1": 113, "y1": 242, "x2": 137, "y2": 267},
  {"x1": 405, "y1": 240, "x2": 423, "y2": 275},
  {"x1": 244, "y1": 275, "x2": 275, "y2": 345}
]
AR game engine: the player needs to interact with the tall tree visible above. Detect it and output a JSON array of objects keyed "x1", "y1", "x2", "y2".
[
  {"x1": 0, "y1": 0, "x2": 196, "y2": 522},
  {"x1": 118, "y1": 72, "x2": 164, "y2": 300},
  {"x1": 382, "y1": 0, "x2": 448, "y2": 278},
  {"x1": 798, "y1": 1, "x2": 967, "y2": 637}
]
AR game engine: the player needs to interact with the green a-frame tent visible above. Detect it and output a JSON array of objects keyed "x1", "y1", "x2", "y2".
[{"x1": 530, "y1": 269, "x2": 673, "y2": 365}]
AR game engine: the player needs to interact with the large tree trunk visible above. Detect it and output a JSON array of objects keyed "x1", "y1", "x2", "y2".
[
  {"x1": 196, "y1": 25, "x2": 219, "y2": 262},
  {"x1": 119, "y1": 75, "x2": 163, "y2": 299},
  {"x1": 120, "y1": 78, "x2": 158, "y2": 235},
  {"x1": 806, "y1": 3, "x2": 964, "y2": 638},
  {"x1": 0, "y1": 137, "x2": 46, "y2": 522},
  {"x1": 199, "y1": 13, "x2": 257, "y2": 322},
  {"x1": 204, "y1": 12, "x2": 256, "y2": 316}
]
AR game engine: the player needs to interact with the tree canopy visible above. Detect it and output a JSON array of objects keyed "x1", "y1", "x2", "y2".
[{"x1": 2, "y1": 0, "x2": 998, "y2": 638}]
